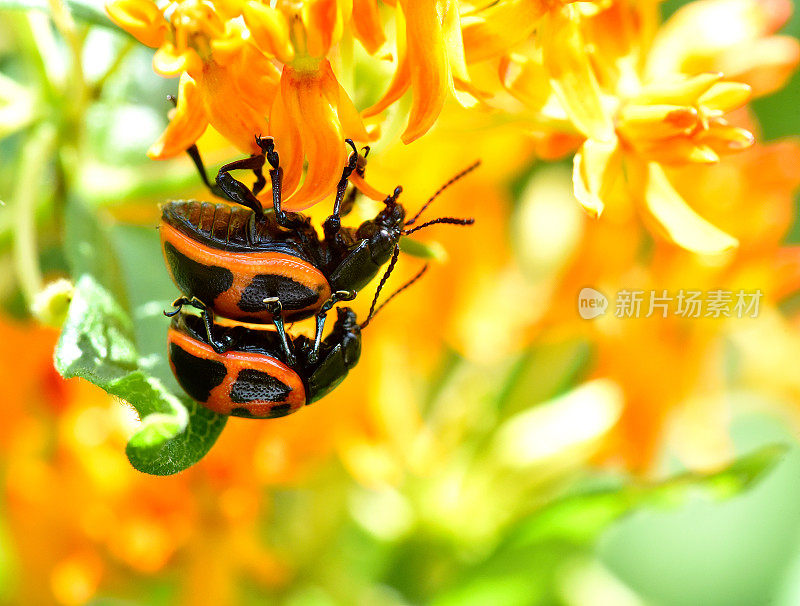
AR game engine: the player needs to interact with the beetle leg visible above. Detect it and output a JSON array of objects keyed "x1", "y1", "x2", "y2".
[
  {"x1": 166, "y1": 297, "x2": 231, "y2": 352},
  {"x1": 323, "y1": 140, "x2": 360, "y2": 237},
  {"x1": 309, "y1": 290, "x2": 356, "y2": 363},
  {"x1": 183, "y1": 144, "x2": 234, "y2": 201},
  {"x1": 255, "y1": 136, "x2": 306, "y2": 230},
  {"x1": 164, "y1": 296, "x2": 190, "y2": 317},
  {"x1": 164, "y1": 296, "x2": 209, "y2": 317},
  {"x1": 199, "y1": 307, "x2": 232, "y2": 354},
  {"x1": 251, "y1": 165, "x2": 267, "y2": 196},
  {"x1": 215, "y1": 166, "x2": 265, "y2": 218},
  {"x1": 263, "y1": 297, "x2": 296, "y2": 366},
  {"x1": 218, "y1": 153, "x2": 266, "y2": 175},
  {"x1": 166, "y1": 94, "x2": 232, "y2": 202}
]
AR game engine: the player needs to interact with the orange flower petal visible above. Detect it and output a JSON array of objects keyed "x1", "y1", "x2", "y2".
[
  {"x1": 718, "y1": 36, "x2": 800, "y2": 97},
  {"x1": 637, "y1": 137, "x2": 720, "y2": 164},
  {"x1": 441, "y1": 0, "x2": 470, "y2": 85},
  {"x1": 647, "y1": 0, "x2": 793, "y2": 80},
  {"x1": 500, "y1": 54, "x2": 552, "y2": 110},
  {"x1": 363, "y1": 4, "x2": 410, "y2": 117},
  {"x1": 268, "y1": 87, "x2": 304, "y2": 202},
  {"x1": 698, "y1": 81, "x2": 751, "y2": 113},
  {"x1": 224, "y1": 42, "x2": 281, "y2": 115},
  {"x1": 362, "y1": 52, "x2": 410, "y2": 117},
  {"x1": 541, "y1": 12, "x2": 614, "y2": 141},
  {"x1": 147, "y1": 73, "x2": 209, "y2": 159},
  {"x1": 106, "y1": 0, "x2": 167, "y2": 48},
  {"x1": 303, "y1": 0, "x2": 346, "y2": 58},
  {"x1": 634, "y1": 72, "x2": 721, "y2": 106},
  {"x1": 349, "y1": 173, "x2": 387, "y2": 201},
  {"x1": 695, "y1": 121, "x2": 755, "y2": 155},
  {"x1": 640, "y1": 162, "x2": 738, "y2": 254},
  {"x1": 461, "y1": 0, "x2": 545, "y2": 63},
  {"x1": 280, "y1": 66, "x2": 347, "y2": 209},
  {"x1": 242, "y1": 1, "x2": 295, "y2": 64},
  {"x1": 200, "y1": 59, "x2": 268, "y2": 154},
  {"x1": 617, "y1": 105, "x2": 698, "y2": 141},
  {"x1": 321, "y1": 61, "x2": 371, "y2": 141},
  {"x1": 153, "y1": 43, "x2": 202, "y2": 78},
  {"x1": 399, "y1": 0, "x2": 448, "y2": 143},
  {"x1": 352, "y1": 0, "x2": 386, "y2": 54},
  {"x1": 572, "y1": 138, "x2": 621, "y2": 218}
]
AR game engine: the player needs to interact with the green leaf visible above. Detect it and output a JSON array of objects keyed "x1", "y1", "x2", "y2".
[
  {"x1": 497, "y1": 338, "x2": 594, "y2": 418},
  {"x1": 399, "y1": 237, "x2": 448, "y2": 261},
  {"x1": 55, "y1": 275, "x2": 226, "y2": 475},
  {"x1": 512, "y1": 444, "x2": 789, "y2": 548},
  {"x1": 433, "y1": 445, "x2": 787, "y2": 606},
  {"x1": 0, "y1": 0, "x2": 118, "y2": 31},
  {"x1": 64, "y1": 197, "x2": 129, "y2": 307},
  {"x1": 60, "y1": 197, "x2": 227, "y2": 473}
]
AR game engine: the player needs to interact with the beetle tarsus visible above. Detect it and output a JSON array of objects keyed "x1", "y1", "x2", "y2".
[
  {"x1": 263, "y1": 297, "x2": 296, "y2": 366},
  {"x1": 255, "y1": 137, "x2": 306, "y2": 230},
  {"x1": 309, "y1": 290, "x2": 356, "y2": 363}
]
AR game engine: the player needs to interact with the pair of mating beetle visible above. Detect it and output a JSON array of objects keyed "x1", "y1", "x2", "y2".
[{"x1": 162, "y1": 135, "x2": 476, "y2": 419}]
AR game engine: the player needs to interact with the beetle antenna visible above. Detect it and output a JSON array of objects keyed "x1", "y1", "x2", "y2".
[
  {"x1": 403, "y1": 216, "x2": 475, "y2": 235},
  {"x1": 360, "y1": 264, "x2": 429, "y2": 330},
  {"x1": 405, "y1": 160, "x2": 481, "y2": 226},
  {"x1": 360, "y1": 245, "x2": 400, "y2": 329}
]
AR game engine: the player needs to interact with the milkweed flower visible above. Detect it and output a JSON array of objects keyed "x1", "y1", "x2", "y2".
[
  {"x1": 106, "y1": 0, "x2": 377, "y2": 209},
  {"x1": 500, "y1": 0, "x2": 799, "y2": 255},
  {"x1": 363, "y1": 0, "x2": 477, "y2": 144},
  {"x1": 537, "y1": 134, "x2": 800, "y2": 471}
]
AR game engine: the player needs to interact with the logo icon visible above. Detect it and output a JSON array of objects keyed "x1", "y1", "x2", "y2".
[{"x1": 578, "y1": 287, "x2": 608, "y2": 320}]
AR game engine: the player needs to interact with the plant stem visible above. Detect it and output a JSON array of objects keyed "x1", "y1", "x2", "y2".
[{"x1": 12, "y1": 124, "x2": 57, "y2": 306}]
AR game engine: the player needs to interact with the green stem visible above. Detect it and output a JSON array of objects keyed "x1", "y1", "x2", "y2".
[
  {"x1": 91, "y1": 38, "x2": 137, "y2": 96},
  {"x1": 12, "y1": 124, "x2": 57, "y2": 306}
]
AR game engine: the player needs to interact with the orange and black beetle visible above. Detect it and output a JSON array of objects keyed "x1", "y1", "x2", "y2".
[
  {"x1": 162, "y1": 136, "x2": 476, "y2": 363},
  {"x1": 168, "y1": 307, "x2": 361, "y2": 418}
]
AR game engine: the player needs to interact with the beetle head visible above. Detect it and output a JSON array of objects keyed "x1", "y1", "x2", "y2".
[{"x1": 374, "y1": 186, "x2": 407, "y2": 231}]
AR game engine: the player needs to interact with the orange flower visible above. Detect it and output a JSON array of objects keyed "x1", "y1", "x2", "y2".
[
  {"x1": 539, "y1": 135, "x2": 800, "y2": 471},
  {"x1": 501, "y1": 0, "x2": 799, "y2": 254},
  {"x1": 106, "y1": 0, "x2": 376, "y2": 209},
  {"x1": 364, "y1": 0, "x2": 476, "y2": 144}
]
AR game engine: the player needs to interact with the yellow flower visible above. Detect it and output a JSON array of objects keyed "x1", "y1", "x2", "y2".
[
  {"x1": 106, "y1": 0, "x2": 375, "y2": 209},
  {"x1": 646, "y1": 0, "x2": 800, "y2": 97},
  {"x1": 539, "y1": 136, "x2": 800, "y2": 472},
  {"x1": 501, "y1": 0, "x2": 798, "y2": 254}
]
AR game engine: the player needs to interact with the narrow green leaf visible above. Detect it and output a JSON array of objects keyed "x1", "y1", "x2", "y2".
[
  {"x1": 399, "y1": 237, "x2": 448, "y2": 261},
  {"x1": 434, "y1": 446, "x2": 788, "y2": 605},
  {"x1": 55, "y1": 274, "x2": 226, "y2": 475}
]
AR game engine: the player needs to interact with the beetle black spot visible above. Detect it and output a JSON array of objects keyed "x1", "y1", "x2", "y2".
[
  {"x1": 238, "y1": 274, "x2": 321, "y2": 312},
  {"x1": 169, "y1": 343, "x2": 227, "y2": 403},
  {"x1": 164, "y1": 242, "x2": 234, "y2": 304},
  {"x1": 267, "y1": 403, "x2": 293, "y2": 418},
  {"x1": 230, "y1": 368, "x2": 294, "y2": 404},
  {"x1": 231, "y1": 407, "x2": 257, "y2": 418}
]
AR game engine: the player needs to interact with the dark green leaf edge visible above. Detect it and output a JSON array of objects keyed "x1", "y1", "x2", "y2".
[{"x1": 55, "y1": 274, "x2": 226, "y2": 475}]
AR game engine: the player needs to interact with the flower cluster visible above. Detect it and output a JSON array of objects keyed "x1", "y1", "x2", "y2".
[{"x1": 107, "y1": 0, "x2": 799, "y2": 253}]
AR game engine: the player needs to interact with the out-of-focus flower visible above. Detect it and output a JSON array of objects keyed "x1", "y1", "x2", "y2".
[
  {"x1": 0, "y1": 316, "x2": 293, "y2": 603},
  {"x1": 539, "y1": 135, "x2": 800, "y2": 471},
  {"x1": 106, "y1": 0, "x2": 375, "y2": 209},
  {"x1": 646, "y1": 0, "x2": 800, "y2": 97},
  {"x1": 501, "y1": 0, "x2": 799, "y2": 255}
]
